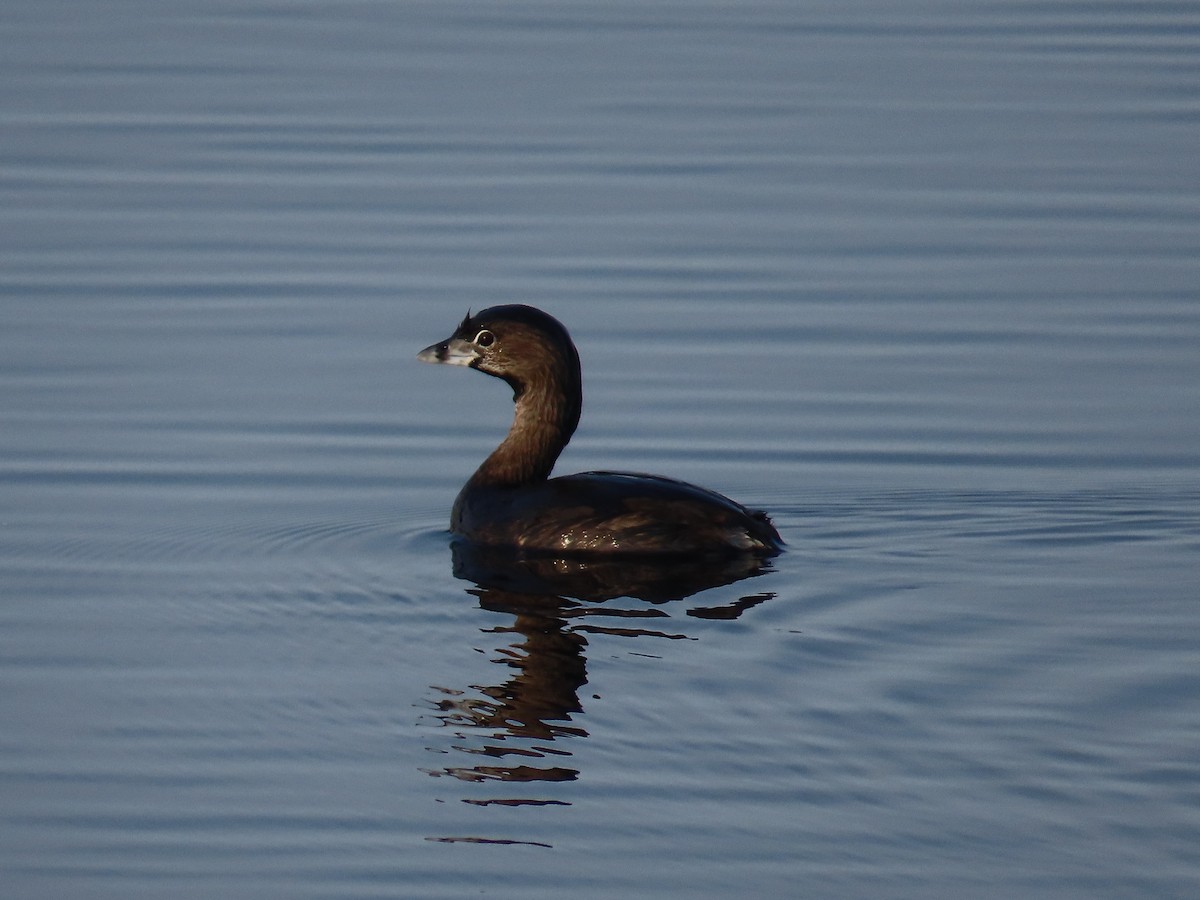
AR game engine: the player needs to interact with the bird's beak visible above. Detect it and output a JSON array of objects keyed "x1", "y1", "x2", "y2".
[{"x1": 417, "y1": 336, "x2": 478, "y2": 366}]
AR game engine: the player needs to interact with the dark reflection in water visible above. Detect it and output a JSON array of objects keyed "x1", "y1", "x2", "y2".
[{"x1": 421, "y1": 543, "x2": 776, "y2": 846}]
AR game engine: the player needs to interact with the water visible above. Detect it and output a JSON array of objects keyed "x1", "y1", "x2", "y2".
[{"x1": 3, "y1": 1, "x2": 1199, "y2": 897}]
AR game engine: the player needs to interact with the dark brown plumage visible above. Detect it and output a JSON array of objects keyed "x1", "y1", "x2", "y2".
[{"x1": 418, "y1": 304, "x2": 783, "y2": 557}]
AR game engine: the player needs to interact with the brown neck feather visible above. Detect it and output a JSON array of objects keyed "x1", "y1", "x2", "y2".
[{"x1": 469, "y1": 371, "x2": 581, "y2": 488}]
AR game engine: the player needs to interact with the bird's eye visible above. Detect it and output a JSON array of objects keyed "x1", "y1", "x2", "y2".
[{"x1": 474, "y1": 330, "x2": 495, "y2": 348}]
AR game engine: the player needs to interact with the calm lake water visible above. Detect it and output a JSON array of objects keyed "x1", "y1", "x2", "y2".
[{"x1": 3, "y1": 1, "x2": 1199, "y2": 898}]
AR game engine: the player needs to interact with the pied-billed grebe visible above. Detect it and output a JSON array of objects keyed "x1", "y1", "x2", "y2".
[{"x1": 418, "y1": 305, "x2": 783, "y2": 556}]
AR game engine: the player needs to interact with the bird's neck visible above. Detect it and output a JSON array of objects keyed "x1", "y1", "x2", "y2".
[{"x1": 469, "y1": 379, "x2": 580, "y2": 488}]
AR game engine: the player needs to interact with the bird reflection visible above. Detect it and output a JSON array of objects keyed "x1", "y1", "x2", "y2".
[
  {"x1": 421, "y1": 543, "x2": 776, "y2": 828},
  {"x1": 424, "y1": 586, "x2": 587, "y2": 794}
]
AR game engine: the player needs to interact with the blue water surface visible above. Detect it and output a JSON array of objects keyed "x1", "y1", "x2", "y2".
[{"x1": 2, "y1": 2, "x2": 1199, "y2": 898}]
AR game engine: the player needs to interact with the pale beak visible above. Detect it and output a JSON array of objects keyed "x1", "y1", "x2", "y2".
[{"x1": 417, "y1": 336, "x2": 478, "y2": 367}]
